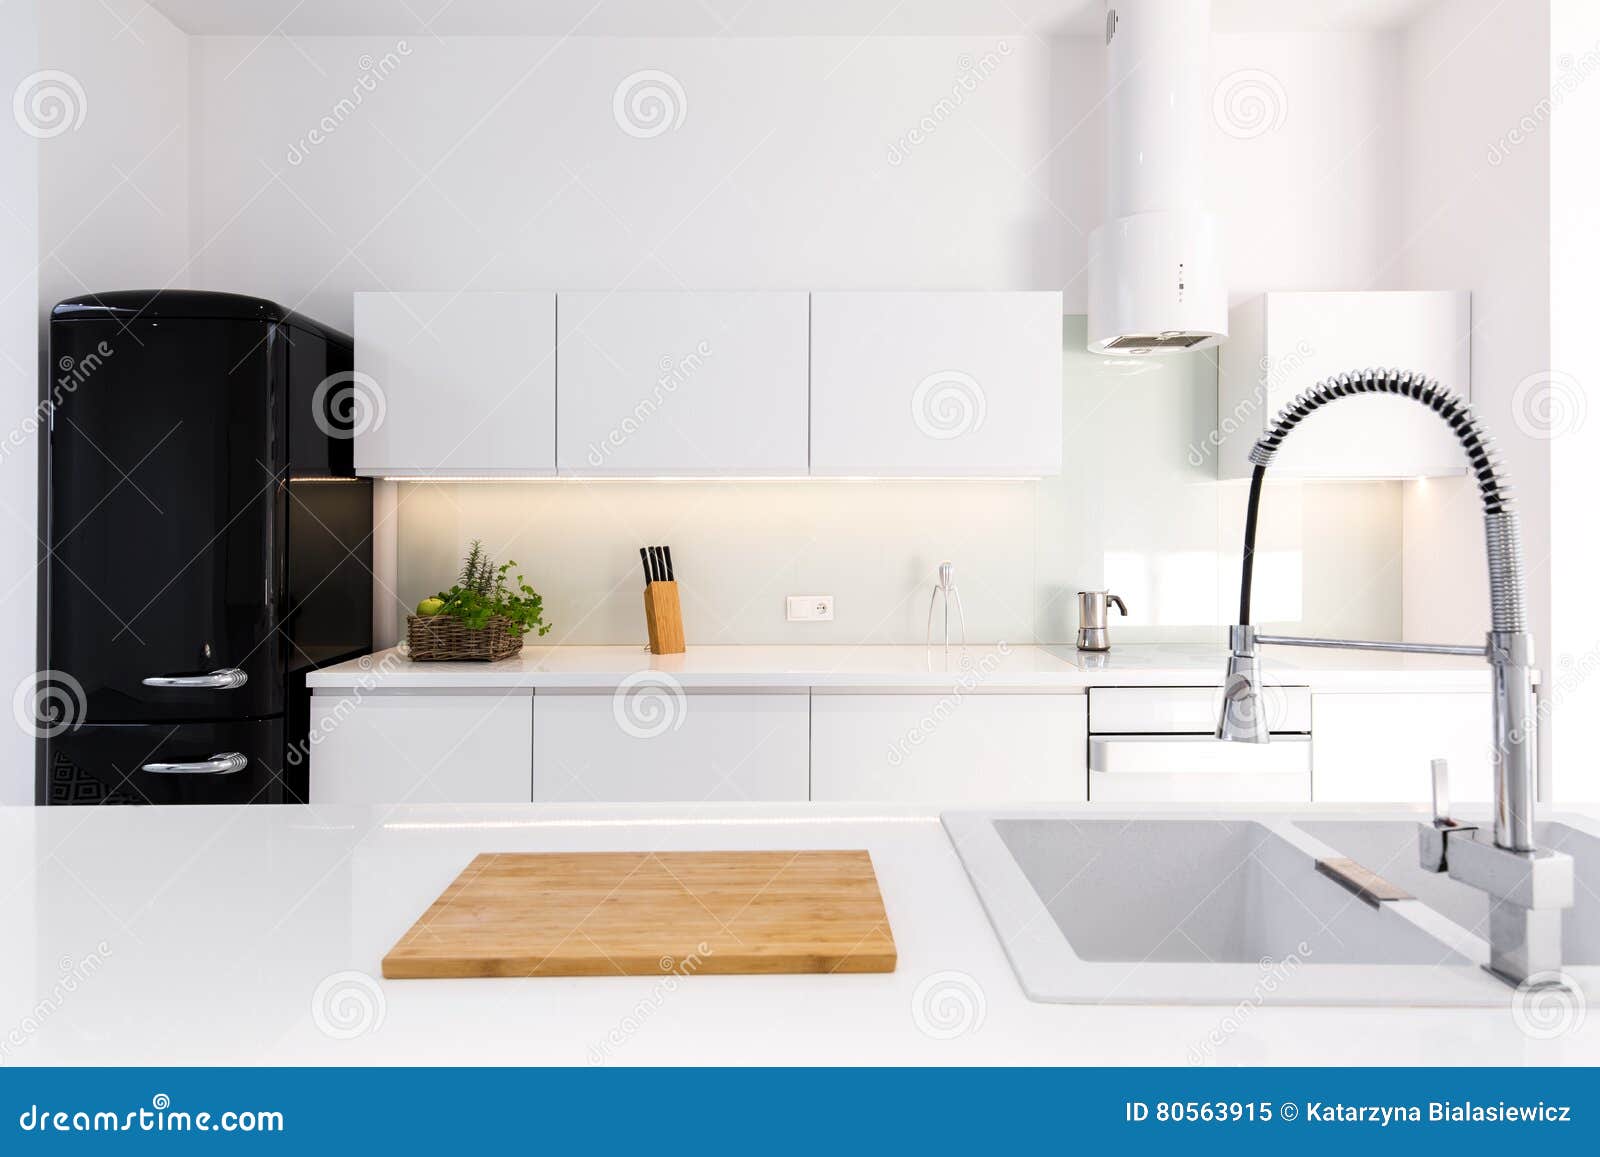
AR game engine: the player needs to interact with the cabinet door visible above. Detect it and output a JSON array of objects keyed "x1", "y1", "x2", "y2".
[
  {"x1": 809, "y1": 292, "x2": 1063, "y2": 477},
  {"x1": 353, "y1": 292, "x2": 555, "y2": 476},
  {"x1": 533, "y1": 690, "x2": 809, "y2": 802},
  {"x1": 1221, "y1": 292, "x2": 1470, "y2": 480},
  {"x1": 557, "y1": 292, "x2": 808, "y2": 476},
  {"x1": 810, "y1": 692, "x2": 1087, "y2": 802},
  {"x1": 308, "y1": 692, "x2": 533, "y2": 803},
  {"x1": 1311, "y1": 691, "x2": 1495, "y2": 803}
]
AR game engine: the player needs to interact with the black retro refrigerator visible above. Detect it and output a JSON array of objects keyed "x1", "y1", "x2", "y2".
[{"x1": 43, "y1": 290, "x2": 372, "y2": 805}]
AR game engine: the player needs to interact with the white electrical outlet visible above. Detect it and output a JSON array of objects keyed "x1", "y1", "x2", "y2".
[{"x1": 786, "y1": 595, "x2": 834, "y2": 622}]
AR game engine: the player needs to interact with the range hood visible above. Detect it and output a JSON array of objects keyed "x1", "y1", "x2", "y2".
[{"x1": 1086, "y1": 0, "x2": 1226, "y2": 354}]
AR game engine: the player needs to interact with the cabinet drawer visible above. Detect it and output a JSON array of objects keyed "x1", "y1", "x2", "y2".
[
  {"x1": 1088, "y1": 735, "x2": 1311, "y2": 803},
  {"x1": 1090, "y1": 734, "x2": 1310, "y2": 774},
  {"x1": 533, "y1": 689, "x2": 808, "y2": 802},
  {"x1": 308, "y1": 692, "x2": 533, "y2": 803},
  {"x1": 810, "y1": 692, "x2": 1087, "y2": 803},
  {"x1": 1089, "y1": 769, "x2": 1310, "y2": 804},
  {"x1": 1089, "y1": 686, "x2": 1311, "y2": 734}
]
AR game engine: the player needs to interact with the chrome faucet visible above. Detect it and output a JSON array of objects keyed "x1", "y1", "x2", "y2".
[{"x1": 1216, "y1": 368, "x2": 1573, "y2": 989}]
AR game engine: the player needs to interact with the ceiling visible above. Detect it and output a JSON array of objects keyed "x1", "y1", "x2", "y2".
[{"x1": 145, "y1": 0, "x2": 1440, "y2": 37}]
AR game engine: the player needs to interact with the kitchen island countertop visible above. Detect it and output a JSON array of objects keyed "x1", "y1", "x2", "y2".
[{"x1": 2, "y1": 800, "x2": 1594, "y2": 1067}]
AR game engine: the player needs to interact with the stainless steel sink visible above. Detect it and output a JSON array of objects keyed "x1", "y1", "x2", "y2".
[
  {"x1": 1295, "y1": 819, "x2": 1600, "y2": 965},
  {"x1": 942, "y1": 810, "x2": 1600, "y2": 1006}
]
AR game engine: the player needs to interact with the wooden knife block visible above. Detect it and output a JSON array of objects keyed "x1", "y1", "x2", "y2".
[{"x1": 643, "y1": 581, "x2": 685, "y2": 654}]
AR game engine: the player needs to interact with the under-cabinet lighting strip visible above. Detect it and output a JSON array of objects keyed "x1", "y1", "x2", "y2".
[
  {"x1": 381, "y1": 815, "x2": 939, "y2": 831},
  {"x1": 379, "y1": 475, "x2": 1039, "y2": 483}
]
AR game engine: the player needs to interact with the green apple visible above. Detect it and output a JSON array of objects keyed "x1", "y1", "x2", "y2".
[{"x1": 416, "y1": 597, "x2": 446, "y2": 617}]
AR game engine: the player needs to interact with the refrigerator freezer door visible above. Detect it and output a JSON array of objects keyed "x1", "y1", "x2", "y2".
[
  {"x1": 44, "y1": 718, "x2": 286, "y2": 805},
  {"x1": 47, "y1": 317, "x2": 287, "y2": 722}
]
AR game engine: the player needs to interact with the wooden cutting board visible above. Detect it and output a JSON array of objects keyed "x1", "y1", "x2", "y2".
[{"x1": 381, "y1": 850, "x2": 897, "y2": 979}]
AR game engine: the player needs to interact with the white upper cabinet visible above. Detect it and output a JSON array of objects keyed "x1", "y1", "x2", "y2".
[
  {"x1": 809, "y1": 292, "x2": 1064, "y2": 477},
  {"x1": 354, "y1": 289, "x2": 1066, "y2": 477},
  {"x1": 1217, "y1": 291, "x2": 1472, "y2": 480},
  {"x1": 353, "y1": 292, "x2": 556, "y2": 476},
  {"x1": 557, "y1": 292, "x2": 808, "y2": 476}
]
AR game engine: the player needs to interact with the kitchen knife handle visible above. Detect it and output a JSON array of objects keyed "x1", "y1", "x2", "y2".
[
  {"x1": 663, "y1": 546, "x2": 675, "y2": 581},
  {"x1": 640, "y1": 547, "x2": 652, "y2": 586}
]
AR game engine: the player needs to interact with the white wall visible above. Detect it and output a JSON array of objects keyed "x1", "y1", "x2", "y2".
[
  {"x1": 1210, "y1": 31, "x2": 1406, "y2": 302},
  {"x1": 0, "y1": 0, "x2": 43, "y2": 804},
  {"x1": 1, "y1": 0, "x2": 190, "y2": 805},
  {"x1": 182, "y1": 30, "x2": 1408, "y2": 646},
  {"x1": 192, "y1": 35, "x2": 1060, "y2": 328},
  {"x1": 1391, "y1": 0, "x2": 1551, "y2": 665},
  {"x1": 1550, "y1": 0, "x2": 1600, "y2": 803},
  {"x1": 37, "y1": 0, "x2": 189, "y2": 309}
]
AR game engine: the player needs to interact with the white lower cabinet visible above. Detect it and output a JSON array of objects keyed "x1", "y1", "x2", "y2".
[
  {"x1": 532, "y1": 690, "x2": 809, "y2": 802},
  {"x1": 1085, "y1": 686, "x2": 1313, "y2": 803},
  {"x1": 305, "y1": 682, "x2": 1495, "y2": 807},
  {"x1": 1088, "y1": 736, "x2": 1312, "y2": 804},
  {"x1": 1311, "y1": 691, "x2": 1495, "y2": 804},
  {"x1": 308, "y1": 692, "x2": 533, "y2": 804},
  {"x1": 809, "y1": 692, "x2": 1087, "y2": 803}
]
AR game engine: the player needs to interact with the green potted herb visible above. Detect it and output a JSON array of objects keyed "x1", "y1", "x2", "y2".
[{"x1": 407, "y1": 540, "x2": 552, "y2": 661}]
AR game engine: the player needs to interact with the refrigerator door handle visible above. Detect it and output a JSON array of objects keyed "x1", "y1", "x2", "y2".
[
  {"x1": 140, "y1": 752, "x2": 250, "y2": 776},
  {"x1": 141, "y1": 668, "x2": 249, "y2": 689}
]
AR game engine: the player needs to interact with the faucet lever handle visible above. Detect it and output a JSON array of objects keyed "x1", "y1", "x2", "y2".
[{"x1": 1430, "y1": 758, "x2": 1453, "y2": 827}]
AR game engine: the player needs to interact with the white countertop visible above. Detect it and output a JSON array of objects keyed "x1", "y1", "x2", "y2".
[
  {"x1": 307, "y1": 643, "x2": 1497, "y2": 693},
  {"x1": 3, "y1": 801, "x2": 1594, "y2": 1066}
]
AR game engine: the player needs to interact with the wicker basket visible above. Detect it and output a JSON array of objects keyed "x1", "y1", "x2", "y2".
[{"x1": 405, "y1": 614, "x2": 524, "y2": 662}]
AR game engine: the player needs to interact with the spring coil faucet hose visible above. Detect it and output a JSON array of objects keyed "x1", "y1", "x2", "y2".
[{"x1": 1237, "y1": 367, "x2": 1526, "y2": 635}]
